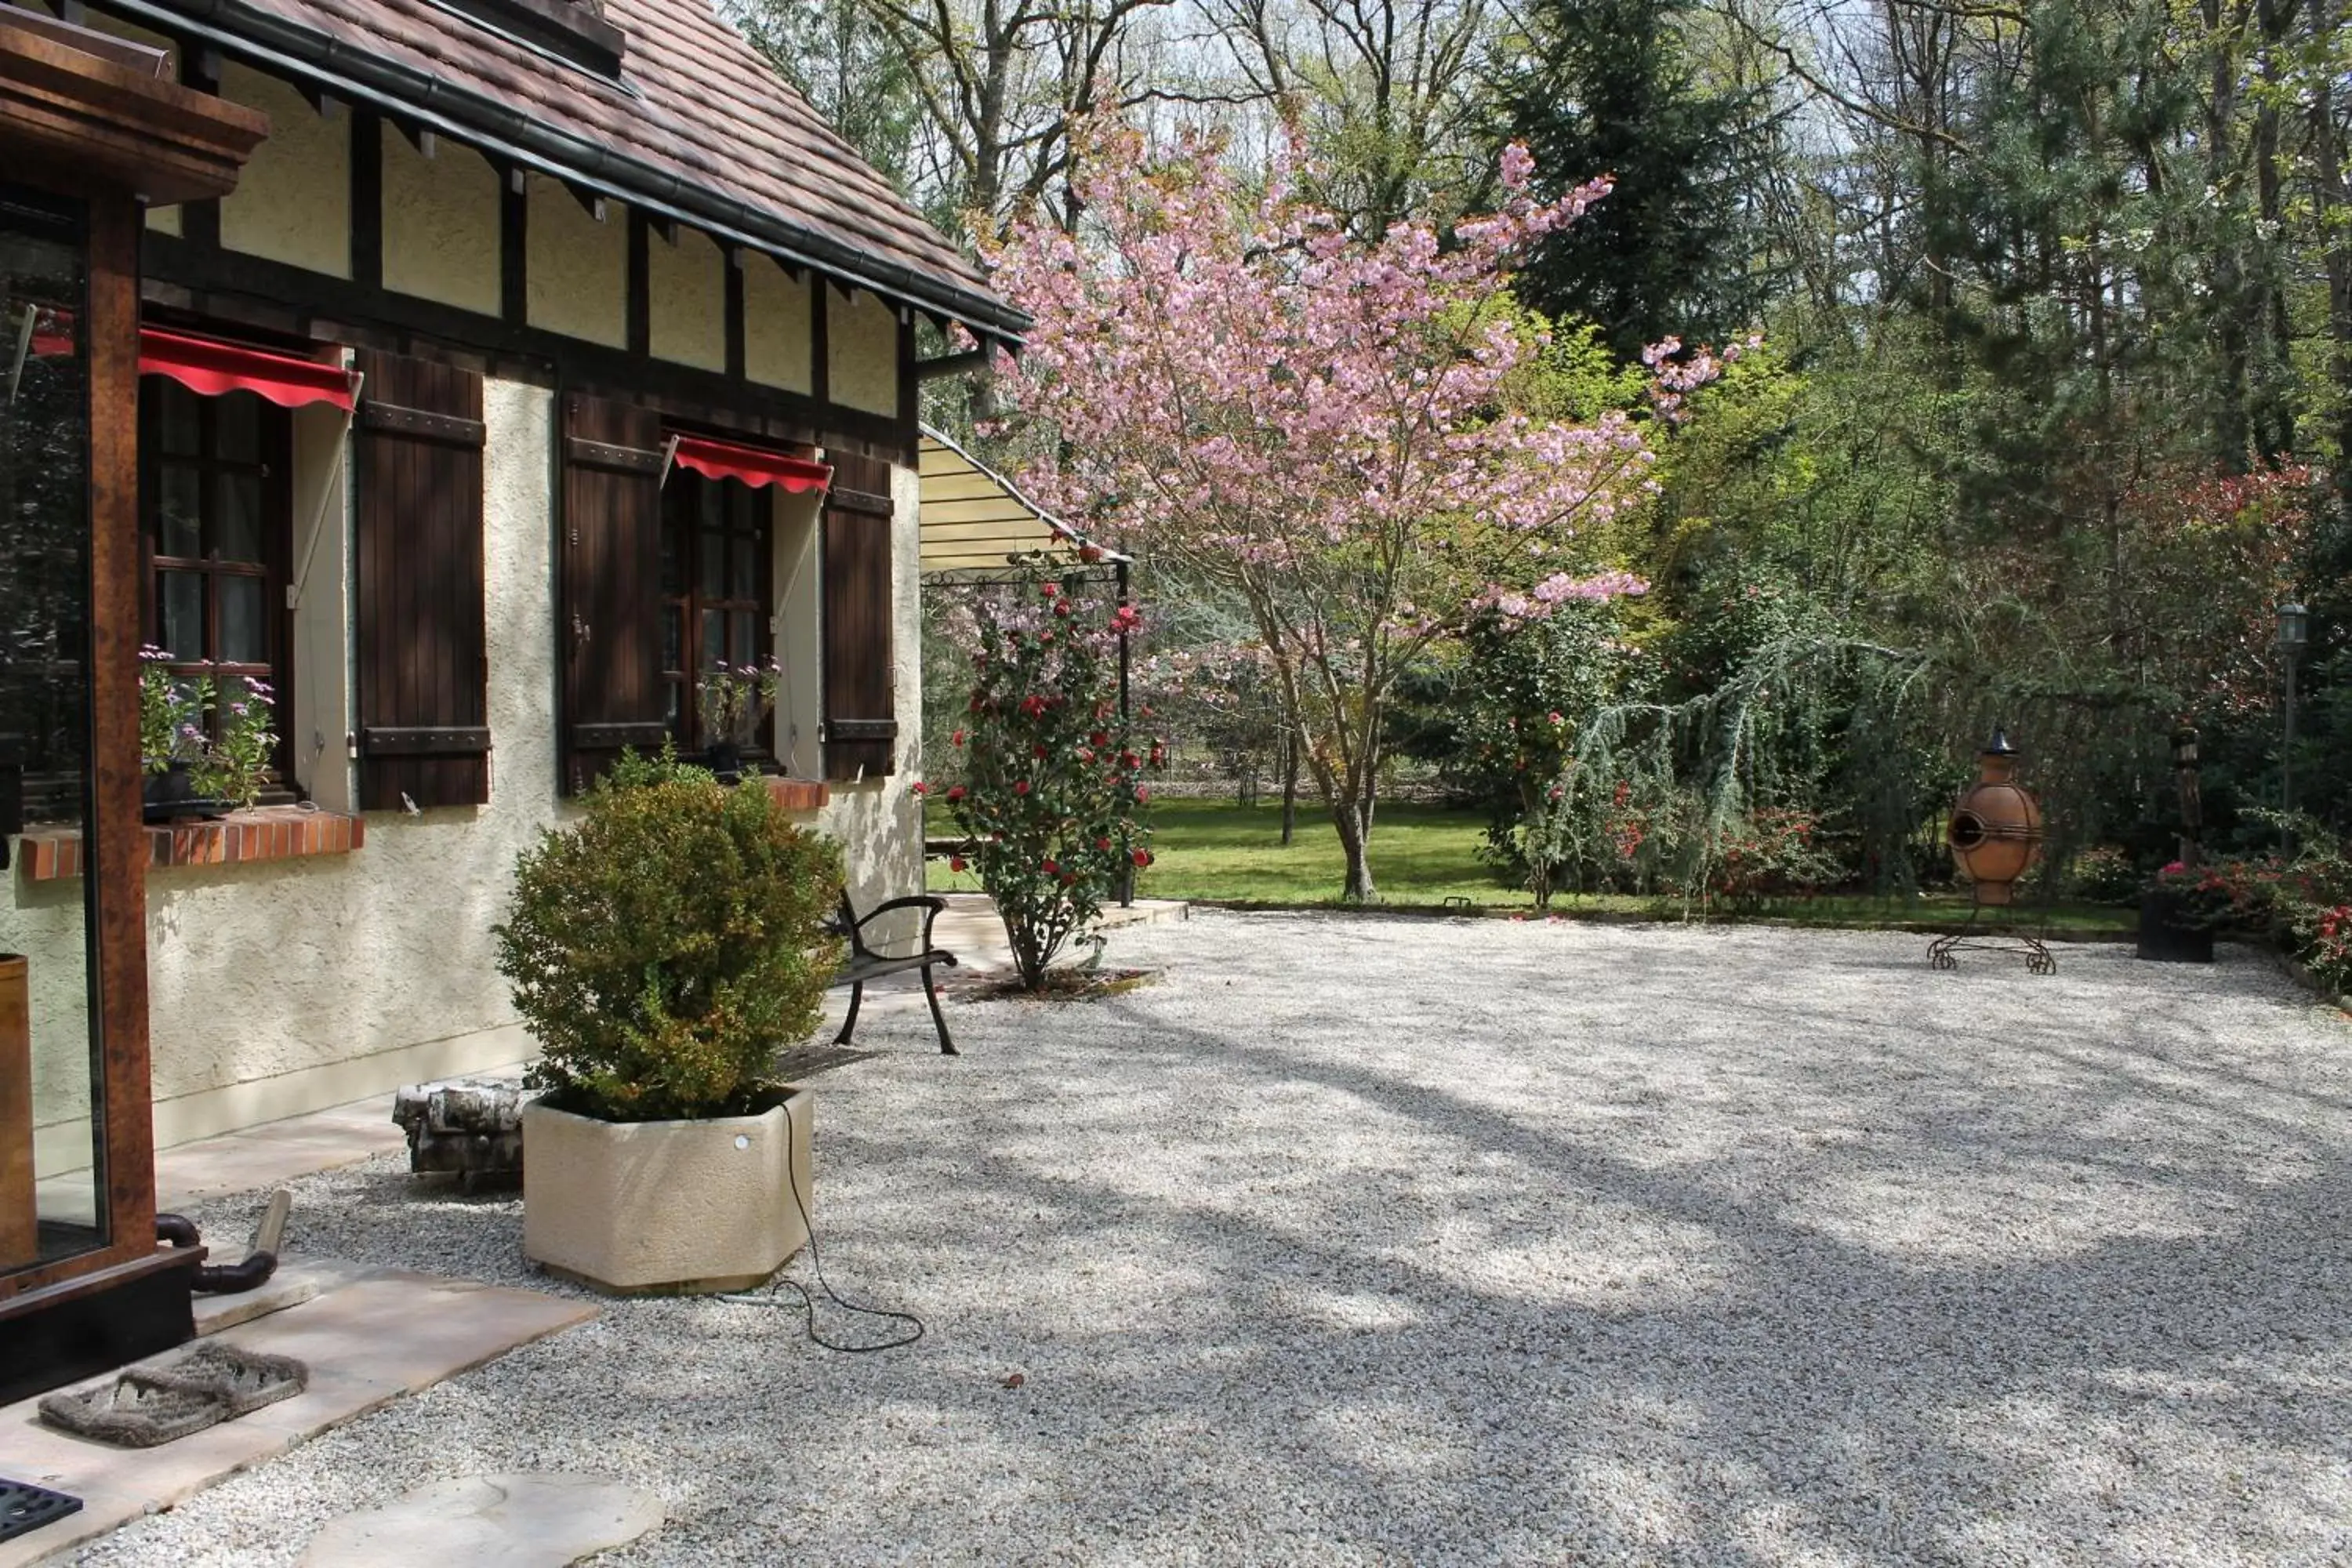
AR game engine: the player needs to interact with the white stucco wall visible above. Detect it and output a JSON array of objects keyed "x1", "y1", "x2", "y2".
[
  {"x1": 744, "y1": 257, "x2": 812, "y2": 395},
  {"x1": 218, "y1": 64, "x2": 349, "y2": 278},
  {"x1": 383, "y1": 135, "x2": 503, "y2": 318},
  {"x1": 132, "y1": 376, "x2": 560, "y2": 1149},
  {"x1": 526, "y1": 180, "x2": 626, "y2": 348},
  {"x1": 648, "y1": 227, "x2": 726, "y2": 373},
  {"x1": 827, "y1": 287, "x2": 898, "y2": 416}
]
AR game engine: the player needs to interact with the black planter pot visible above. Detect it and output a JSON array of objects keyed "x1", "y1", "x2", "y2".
[
  {"x1": 2137, "y1": 890, "x2": 2214, "y2": 964},
  {"x1": 698, "y1": 742, "x2": 744, "y2": 785},
  {"x1": 142, "y1": 761, "x2": 230, "y2": 825}
]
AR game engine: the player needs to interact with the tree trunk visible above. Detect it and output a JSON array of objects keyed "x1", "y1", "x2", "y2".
[
  {"x1": 2315, "y1": 0, "x2": 2352, "y2": 528},
  {"x1": 1333, "y1": 800, "x2": 1376, "y2": 903},
  {"x1": 1279, "y1": 731, "x2": 1299, "y2": 846}
]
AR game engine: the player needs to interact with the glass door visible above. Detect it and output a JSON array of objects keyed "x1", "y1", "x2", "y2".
[{"x1": 0, "y1": 182, "x2": 101, "y2": 1276}]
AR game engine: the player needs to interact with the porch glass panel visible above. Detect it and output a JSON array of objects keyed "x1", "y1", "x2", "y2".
[{"x1": 0, "y1": 182, "x2": 105, "y2": 1275}]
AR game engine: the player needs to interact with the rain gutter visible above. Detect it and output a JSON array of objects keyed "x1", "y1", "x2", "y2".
[{"x1": 108, "y1": 0, "x2": 1032, "y2": 343}]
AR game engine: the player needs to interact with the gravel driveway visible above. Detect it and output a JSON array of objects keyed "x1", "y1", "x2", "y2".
[{"x1": 78, "y1": 913, "x2": 2352, "y2": 1566}]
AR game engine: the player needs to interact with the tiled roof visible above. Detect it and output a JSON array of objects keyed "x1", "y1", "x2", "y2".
[{"x1": 125, "y1": 0, "x2": 1023, "y2": 336}]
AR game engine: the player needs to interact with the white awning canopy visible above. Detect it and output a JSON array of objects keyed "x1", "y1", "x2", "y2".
[{"x1": 917, "y1": 425, "x2": 1126, "y2": 579}]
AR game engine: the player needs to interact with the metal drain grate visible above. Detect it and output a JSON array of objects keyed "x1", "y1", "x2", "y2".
[{"x1": 0, "y1": 1477, "x2": 82, "y2": 1544}]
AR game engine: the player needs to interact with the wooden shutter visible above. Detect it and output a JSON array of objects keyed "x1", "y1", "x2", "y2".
[
  {"x1": 561, "y1": 392, "x2": 667, "y2": 793},
  {"x1": 354, "y1": 349, "x2": 490, "y2": 810},
  {"x1": 821, "y1": 450, "x2": 897, "y2": 781}
]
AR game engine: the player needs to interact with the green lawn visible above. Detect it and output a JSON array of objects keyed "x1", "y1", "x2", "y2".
[{"x1": 928, "y1": 797, "x2": 2140, "y2": 935}]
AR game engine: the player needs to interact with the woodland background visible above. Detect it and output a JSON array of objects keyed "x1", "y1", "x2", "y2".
[{"x1": 736, "y1": 0, "x2": 2350, "y2": 904}]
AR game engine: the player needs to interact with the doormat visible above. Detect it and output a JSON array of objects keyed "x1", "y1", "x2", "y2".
[
  {"x1": 0, "y1": 1477, "x2": 82, "y2": 1544},
  {"x1": 37, "y1": 1344, "x2": 307, "y2": 1446}
]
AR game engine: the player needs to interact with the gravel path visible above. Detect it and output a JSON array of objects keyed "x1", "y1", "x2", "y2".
[{"x1": 75, "y1": 913, "x2": 2352, "y2": 1566}]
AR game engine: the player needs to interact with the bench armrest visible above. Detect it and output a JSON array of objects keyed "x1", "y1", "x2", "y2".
[{"x1": 839, "y1": 894, "x2": 949, "y2": 961}]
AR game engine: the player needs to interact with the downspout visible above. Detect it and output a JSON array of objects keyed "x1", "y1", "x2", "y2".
[{"x1": 1116, "y1": 557, "x2": 1133, "y2": 909}]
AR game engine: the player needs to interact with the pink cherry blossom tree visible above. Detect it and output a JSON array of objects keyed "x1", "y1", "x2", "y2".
[{"x1": 989, "y1": 128, "x2": 1710, "y2": 902}]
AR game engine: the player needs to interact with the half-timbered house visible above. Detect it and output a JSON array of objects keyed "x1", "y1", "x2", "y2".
[{"x1": 1, "y1": 0, "x2": 1020, "y2": 1210}]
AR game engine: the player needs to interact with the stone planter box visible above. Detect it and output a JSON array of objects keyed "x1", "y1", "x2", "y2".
[{"x1": 521, "y1": 1090, "x2": 811, "y2": 1295}]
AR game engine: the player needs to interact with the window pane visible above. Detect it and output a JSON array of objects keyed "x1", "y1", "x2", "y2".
[
  {"x1": 219, "y1": 575, "x2": 266, "y2": 664},
  {"x1": 659, "y1": 519, "x2": 684, "y2": 595},
  {"x1": 732, "y1": 611, "x2": 757, "y2": 662},
  {"x1": 156, "y1": 463, "x2": 201, "y2": 557},
  {"x1": 699, "y1": 528, "x2": 724, "y2": 597},
  {"x1": 216, "y1": 472, "x2": 263, "y2": 563},
  {"x1": 701, "y1": 611, "x2": 724, "y2": 669},
  {"x1": 215, "y1": 390, "x2": 261, "y2": 462},
  {"x1": 731, "y1": 535, "x2": 755, "y2": 597},
  {"x1": 661, "y1": 607, "x2": 683, "y2": 673},
  {"x1": 155, "y1": 377, "x2": 201, "y2": 456},
  {"x1": 159, "y1": 569, "x2": 203, "y2": 658}
]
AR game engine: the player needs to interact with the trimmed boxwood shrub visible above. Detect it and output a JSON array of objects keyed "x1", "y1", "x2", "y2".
[{"x1": 495, "y1": 751, "x2": 844, "y2": 1122}]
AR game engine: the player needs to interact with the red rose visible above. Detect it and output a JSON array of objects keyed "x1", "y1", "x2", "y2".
[
  {"x1": 1042, "y1": 858, "x2": 1059, "y2": 875},
  {"x1": 910, "y1": 781, "x2": 929, "y2": 795},
  {"x1": 1033, "y1": 744, "x2": 1048, "y2": 759},
  {"x1": 949, "y1": 855, "x2": 967, "y2": 872},
  {"x1": 1091, "y1": 731, "x2": 1109, "y2": 746},
  {"x1": 1014, "y1": 780, "x2": 1030, "y2": 796},
  {"x1": 1131, "y1": 848, "x2": 1152, "y2": 867},
  {"x1": 1096, "y1": 837, "x2": 1112, "y2": 851},
  {"x1": 1136, "y1": 786, "x2": 1151, "y2": 803},
  {"x1": 952, "y1": 729, "x2": 966, "y2": 746},
  {"x1": 946, "y1": 786, "x2": 966, "y2": 803}
]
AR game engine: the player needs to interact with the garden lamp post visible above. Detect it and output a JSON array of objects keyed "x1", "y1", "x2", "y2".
[{"x1": 2278, "y1": 601, "x2": 2307, "y2": 858}]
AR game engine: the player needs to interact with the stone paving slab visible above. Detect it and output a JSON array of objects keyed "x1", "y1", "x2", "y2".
[{"x1": 0, "y1": 1265, "x2": 592, "y2": 1567}]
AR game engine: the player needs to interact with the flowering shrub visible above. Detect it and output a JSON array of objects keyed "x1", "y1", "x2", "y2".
[
  {"x1": 2154, "y1": 836, "x2": 2352, "y2": 998},
  {"x1": 2301, "y1": 905, "x2": 2352, "y2": 996},
  {"x1": 2067, "y1": 844, "x2": 2142, "y2": 904},
  {"x1": 138, "y1": 646, "x2": 278, "y2": 809},
  {"x1": 938, "y1": 577, "x2": 1152, "y2": 989},
  {"x1": 1702, "y1": 807, "x2": 1842, "y2": 907}
]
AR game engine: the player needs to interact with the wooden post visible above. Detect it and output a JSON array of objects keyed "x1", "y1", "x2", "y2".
[{"x1": 0, "y1": 954, "x2": 31, "y2": 1267}]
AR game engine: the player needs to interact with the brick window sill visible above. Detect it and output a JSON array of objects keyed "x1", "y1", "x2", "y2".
[
  {"x1": 764, "y1": 776, "x2": 829, "y2": 812},
  {"x1": 16, "y1": 805, "x2": 365, "y2": 882}
]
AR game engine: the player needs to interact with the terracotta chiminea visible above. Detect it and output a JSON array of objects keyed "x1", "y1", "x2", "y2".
[{"x1": 1947, "y1": 729, "x2": 2043, "y2": 906}]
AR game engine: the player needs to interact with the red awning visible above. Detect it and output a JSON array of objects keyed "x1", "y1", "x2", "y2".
[
  {"x1": 137, "y1": 328, "x2": 356, "y2": 412},
  {"x1": 671, "y1": 434, "x2": 833, "y2": 495}
]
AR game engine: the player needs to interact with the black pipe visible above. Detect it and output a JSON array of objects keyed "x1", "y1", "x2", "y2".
[
  {"x1": 100, "y1": 0, "x2": 1031, "y2": 340},
  {"x1": 193, "y1": 1252, "x2": 280, "y2": 1294},
  {"x1": 154, "y1": 1212, "x2": 281, "y2": 1292}
]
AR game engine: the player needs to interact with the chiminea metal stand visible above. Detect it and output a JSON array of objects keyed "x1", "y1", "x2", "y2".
[{"x1": 1926, "y1": 895, "x2": 2057, "y2": 975}]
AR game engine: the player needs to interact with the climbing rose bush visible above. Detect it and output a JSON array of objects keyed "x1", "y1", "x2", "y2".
[{"x1": 937, "y1": 577, "x2": 1152, "y2": 990}]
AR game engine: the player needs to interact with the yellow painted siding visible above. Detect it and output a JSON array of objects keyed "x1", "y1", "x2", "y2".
[
  {"x1": 827, "y1": 286, "x2": 898, "y2": 417},
  {"x1": 525, "y1": 179, "x2": 626, "y2": 348},
  {"x1": 648, "y1": 226, "x2": 726, "y2": 372},
  {"x1": 743, "y1": 256, "x2": 811, "y2": 394},
  {"x1": 382, "y1": 134, "x2": 502, "y2": 318},
  {"x1": 218, "y1": 64, "x2": 350, "y2": 278},
  {"x1": 146, "y1": 205, "x2": 182, "y2": 236}
]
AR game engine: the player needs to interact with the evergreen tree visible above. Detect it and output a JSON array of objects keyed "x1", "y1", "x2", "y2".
[{"x1": 1493, "y1": 0, "x2": 1773, "y2": 361}]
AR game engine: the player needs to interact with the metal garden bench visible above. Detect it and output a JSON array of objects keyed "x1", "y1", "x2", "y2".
[{"x1": 828, "y1": 893, "x2": 959, "y2": 1054}]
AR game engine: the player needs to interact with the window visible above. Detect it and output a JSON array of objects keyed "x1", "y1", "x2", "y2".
[
  {"x1": 659, "y1": 468, "x2": 771, "y2": 753},
  {"x1": 139, "y1": 376, "x2": 291, "y2": 766}
]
